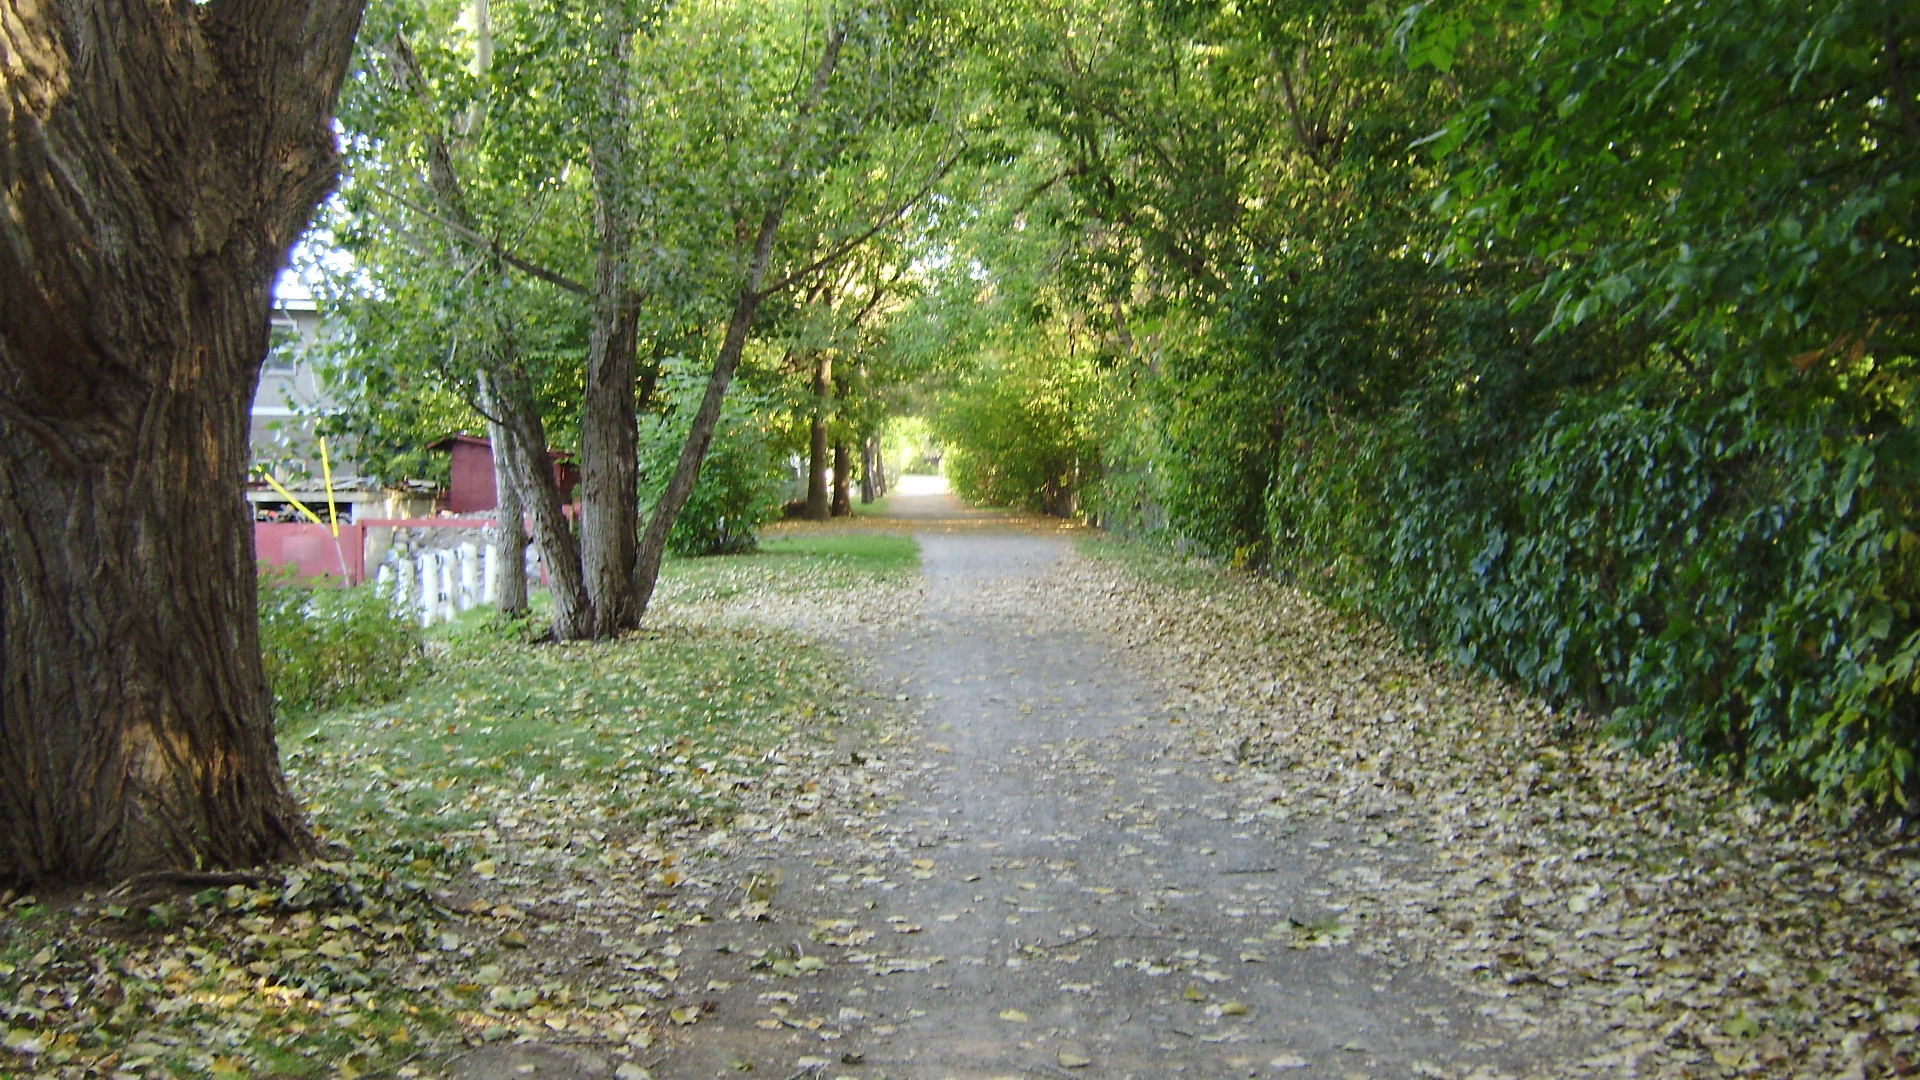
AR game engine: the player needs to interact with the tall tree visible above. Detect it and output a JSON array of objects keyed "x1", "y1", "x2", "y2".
[
  {"x1": 0, "y1": 2, "x2": 366, "y2": 887},
  {"x1": 630, "y1": 4, "x2": 967, "y2": 616},
  {"x1": 576, "y1": 2, "x2": 648, "y2": 634},
  {"x1": 334, "y1": 8, "x2": 601, "y2": 639},
  {"x1": 319, "y1": 0, "x2": 963, "y2": 636}
]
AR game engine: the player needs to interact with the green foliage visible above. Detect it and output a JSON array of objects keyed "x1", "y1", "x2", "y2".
[
  {"x1": 1408, "y1": 0, "x2": 1919, "y2": 370},
  {"x1": 259, "y1": 573, "x2": 423, "y2": 716},
  {"x1": 1261, "y1": 374, "x2": 1920, "y2": 812},
  {"x1": 932, "y1": 340, "x2": 1104, "y2": 515},
  {"x1": 912, "y1": 0, "x2": 1920, "y2": 812},
  {"x1": 642, "y1": 362, "x2": 786, "y2": 556},
  {"x1": 880, "y1": 415, "x2": 935, "y2": 475}
]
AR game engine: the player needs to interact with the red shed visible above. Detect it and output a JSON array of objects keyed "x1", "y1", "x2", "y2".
[{"x1": 430, "y1": 434, "x2": 579, "y2": 513}]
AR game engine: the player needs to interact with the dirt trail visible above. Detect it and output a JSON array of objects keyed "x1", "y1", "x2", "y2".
[{"x1": 646, "y1": 482, "x2": 1555, "y2": 1080}]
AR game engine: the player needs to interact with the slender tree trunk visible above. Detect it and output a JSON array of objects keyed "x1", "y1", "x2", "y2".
[
  {"x1": 633, "y1": 281, "x2": 773, "y2": 618},
  {"x1": 832, "y1": 439, "x2": 854, "y2": 516},
  {"x1": 578, "y1": 7, "x2": 643, "y2": 636},
  {"x1": 478, "y1": 378, "x2": 529, "y2": 616},
  {"x1": 491, "y1": 440, "x2": 530, "y2": 616},
  {"x1": 0, "y1": 1, "x2": 365, "y2": 888},
  {"x1": 860, "y1": 434, "x2": 880, "y2": 504},
  {"x1": 490, "y1": 363, "x2": 595, "y2": 640},
  {"x1": 465, "y1": 0, "x2": 524, "y2": 619},
  {"x1": 805, "y1": 352, "x2": 834, "y2": 520},
  {"x1": 632, "y1": 23, "x2": 849, "y2": 621}
]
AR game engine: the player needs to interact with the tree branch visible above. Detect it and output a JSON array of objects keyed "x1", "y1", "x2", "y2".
[
  {"x1": 1886, "y1": 21, "x2": 1920, "y2": 150},
  {"x1": 377, "y1": 32, "x2": 588, "y2": 296},
  {"x1": 1015, "y1": 166, "x2": 1084, "y2": 214},
  {"x1": 756, "y1": 141, "x2": 965, "y2": 299},
  {"x1": 369, "y1": 182, "x2": 587, "y2": 295}
]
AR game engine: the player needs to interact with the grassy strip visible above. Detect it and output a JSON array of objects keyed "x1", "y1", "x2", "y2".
[
  {"x1": 1076, "y1": 534, "x2": 1243, "y2": 594},
  {"x1": 0, "y1": 531, "x2": 914, "y2": 1080},
  {"x1": 659, "y1": 529, "x2": 920, "y2": 605}
]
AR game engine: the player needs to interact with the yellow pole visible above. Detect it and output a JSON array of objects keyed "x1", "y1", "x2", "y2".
[
  {"x1": 318, "y1": 436, "x2": 341, "y2": 537},
  {"x1": 258, "y1": 472, "x2": 326, "y2": 527}
]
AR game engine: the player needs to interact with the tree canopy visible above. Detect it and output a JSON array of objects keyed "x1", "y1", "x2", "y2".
[
  {"x1": 6, "y1": 0, "x2": 1910, "y2": 895},
  {"x1": 307, "y1": 0, "x2": 1918, "y2": 810}
]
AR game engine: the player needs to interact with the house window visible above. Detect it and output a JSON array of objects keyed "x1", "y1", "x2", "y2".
[{"x1": 264, "y1": 317, "x2": 300, "y2": 374}]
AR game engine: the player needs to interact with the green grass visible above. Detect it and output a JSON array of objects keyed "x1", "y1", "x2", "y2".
[
  {"x1": 283, "y1": 617, "x2": 853, "y2": 855},
  {"x1": 0, "y1": 539, "x2": 903, "y2": 1080},
  {"x1": 1078, "y1": 533, "x2": 1232, "y2": 593},
  {"x1": 759, "y1": 530, "x2": 919, "y2": 573},
  {"x1": 660, "y1": 529, "x2": 920, "y2": 604}
]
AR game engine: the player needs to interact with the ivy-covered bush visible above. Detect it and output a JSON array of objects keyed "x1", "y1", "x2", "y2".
[
  {"x1": 1315, "y1": 378, "x2": 1919, "y2": 809},
  {"x1": 259, "y1": 572, "x2": 422, "y2": 716}
]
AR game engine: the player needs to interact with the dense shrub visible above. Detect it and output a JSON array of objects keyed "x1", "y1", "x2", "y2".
[
  {"x1": 641, "y1": 365, "x2": 785, "y2": 556},
  {"x1": 259, "y1": 573, "x2": 422, "y2": 716},
  {"x1": 933, "y1": 346, "x2": 1102, "y2": 516},
  {"x1": 1234, "y1": 344, "x2": 1920, "y2": 810}
]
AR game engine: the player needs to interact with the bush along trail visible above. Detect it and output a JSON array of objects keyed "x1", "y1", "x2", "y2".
[{"x1": 2, "y1": 504, "x2": 1916, "y2": 1080}]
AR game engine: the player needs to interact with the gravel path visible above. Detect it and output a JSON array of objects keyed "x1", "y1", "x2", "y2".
[
  {"x1": 648, "y1": 484, "x2": 1562, "y2": 1080},
  {"x1": 440, "y1": 479, "x2": 1920, "y2": 1080}
]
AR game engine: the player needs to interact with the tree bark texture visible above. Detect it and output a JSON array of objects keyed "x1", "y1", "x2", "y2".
[
  {"x1": 477, "y1": 379, "x2": 529, "y2": 617},
  {"x1": 832, "y1": 439, "x2": 853, "y2": 517},
  {"x1": 489, "y1": 362, "x2": 594, "y2": 640},
  {"x1": 577, "y1": 7, "x2": 643, "y2": 636},
  {"x1": 804, "y1": 352, "x2": 833, "y2": 520},
  {"x1": 0, "y1": 1, "x2": 365, "y2": 887},
  {"x1": 489, "y1": 430, "x2": 530, "y2": 616}
]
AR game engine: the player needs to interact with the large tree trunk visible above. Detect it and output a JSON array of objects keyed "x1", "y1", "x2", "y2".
[
  {"x1": 577, "y1": 7, "x2": 644, "y2": 636},
  {"x1": 0, "y1": 2, "x2": 366, "y2": 888},
  {"x1": 804, "y1": 351, "x2": 834, "y2": 520},
  {"x1": 579, "y1": 283, "x2": 641, "y2": 632}
]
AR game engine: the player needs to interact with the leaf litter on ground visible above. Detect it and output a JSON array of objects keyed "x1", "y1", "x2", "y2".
[
  {"x1": 8, "y1": 521, "x2": 1915, "y2": 1080},
  {"x1": 0, "y1": 532, "x2": 921, "y2": 1080},
  {"x1": 1063, "y1": 536, "x2": 1919, "y2": 1080}
]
